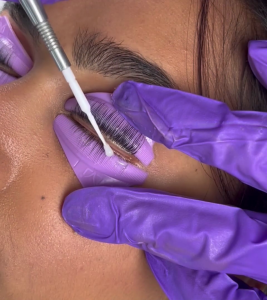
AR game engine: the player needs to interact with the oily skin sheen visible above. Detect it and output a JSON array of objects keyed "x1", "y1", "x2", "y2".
[{"x1": 0, "y1": 0, "x2": 244, "y2": 299}]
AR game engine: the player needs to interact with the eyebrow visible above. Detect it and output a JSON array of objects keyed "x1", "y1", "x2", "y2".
[
  {"x1": 4, "y1": 3, "x2": 175, "y2": 88},
  {"x1": 73, "y1": 30, "x2": 175, "y2": 88}
]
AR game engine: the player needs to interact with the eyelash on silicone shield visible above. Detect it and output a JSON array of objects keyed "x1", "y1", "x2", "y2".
[
  {"x1": 71, "y1": 101, "x2": 146, "y2": 155},
  {"x1": 72, "y1": 123, "x2": 110, "y2": 161},
  {"x1": 70, "y1": 119, "x2": 142, "y2": 167}
]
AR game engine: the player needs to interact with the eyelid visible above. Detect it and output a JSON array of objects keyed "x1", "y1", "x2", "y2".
[{"x1": 0, "y1": 50, "x2": 20, "y2": 77}]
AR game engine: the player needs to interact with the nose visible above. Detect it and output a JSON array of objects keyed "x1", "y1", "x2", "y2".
[
  {"x1": 0, "y1": 14, "x2": 70, "y2": 139},
  {"x1": 0, "y1": 60, "x2": 71, "y2": 184}
]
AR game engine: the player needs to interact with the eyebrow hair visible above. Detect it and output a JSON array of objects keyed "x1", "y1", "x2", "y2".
[
  {"x1": 73, "y1": 30, "x2": 176, "y2": 88},
  {"x1": 3, "y1": 3, "x2": 39, "y2": 40},
  {"x1": 4, "y1": 4, "x2": 175, "y2": 88}
]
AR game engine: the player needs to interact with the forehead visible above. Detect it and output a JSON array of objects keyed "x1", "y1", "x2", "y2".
[
  {"x1": 48, "y1": 0, "x2": 188, "y2": 27},
  {"x1": 46, "y1": 0, "x2": 189, "y2": 43}
]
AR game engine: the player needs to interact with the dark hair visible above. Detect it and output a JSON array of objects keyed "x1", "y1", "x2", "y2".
[{"x1": 197, "y1": 0, "x2": 267, "y2": 212}]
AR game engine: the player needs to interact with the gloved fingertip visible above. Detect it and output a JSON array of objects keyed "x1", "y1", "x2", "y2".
[
  {"x1": 248, "y1": 40, "x2": 267, "y2": 90},
  {"x1": 113, "y1": 81, "x2": 143, "y2": 113},
  {"x1": 62, "y1": 195, "x2": 81, "y2": 228},
  {"x1": 113, "y1": 81, "x2": 157, "y2": 136},
  {"x1": 62, "y1": 191, "x2": 88, "y2": 236},
  {"x1": 62, "y1": 188, "x2": 117, "y2": 243}
]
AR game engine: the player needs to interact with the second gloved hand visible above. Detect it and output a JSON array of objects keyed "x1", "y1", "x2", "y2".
[
  {"x1": 63, "y1": 186, "x2": 267, "y2": 300},
  {"x1": 113, "y1": 81, "x2": 267, "y2": 192},
  {"x1": 61, "y1": 80, "x2": 267, "y2": 300}
]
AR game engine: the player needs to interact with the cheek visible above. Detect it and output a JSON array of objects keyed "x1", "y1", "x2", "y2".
[
  {"x1": 0, "y1": 87, "x2": 85, "y2": 293},
  {"x1": 0, "y1": 80, "x2": 82, "y2": 257},
  {"x1": 142, "y1": 143, "x2": 223, "y2": 202},
  {"x1": 0, "y1": 92, "x2": 81, "y2": 215}
]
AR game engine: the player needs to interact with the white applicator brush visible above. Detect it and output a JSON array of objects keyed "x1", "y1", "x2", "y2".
[{"x1": 19, "y1": 0, "x2": 114, "y2": 157}]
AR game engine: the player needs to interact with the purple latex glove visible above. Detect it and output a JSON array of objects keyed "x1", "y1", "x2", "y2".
[
  {"x1": 248, "y1": 41, "x2": 267, "y2": 90},
  {"x1": 0, "y1": 16, "x2": 32, "y2": 79},
  {"x1": 112, "y1": 81, "x2": 267, "y2": 193},
  {"x1": 62, "y1": 41, "x2": 267, "y2": 299}
]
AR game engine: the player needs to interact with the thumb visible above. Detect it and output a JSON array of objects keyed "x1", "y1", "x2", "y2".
[
  {"x1": 62, "y1": 187, "x2": 120, "y2": 243},
  {"x1": 62, "y1": 186, "x2": 267, "y2": 284},
  {"x1": 62, "y1": 186, "x2": 175, "y2": 247}
]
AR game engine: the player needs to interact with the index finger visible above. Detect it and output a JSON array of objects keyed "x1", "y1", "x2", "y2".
[{"x1": 63, "y1": 186, "x2": 267, "y2": 284}]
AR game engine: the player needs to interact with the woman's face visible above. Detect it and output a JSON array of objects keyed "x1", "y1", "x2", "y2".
[{"x1": 0, "y1": 0, "x2": 230, "y2": 299}]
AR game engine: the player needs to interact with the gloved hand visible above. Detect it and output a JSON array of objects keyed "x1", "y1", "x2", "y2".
[
  {"x1": 61, "y1": 81, "x2": 267, "y2": 300},
  {"x1": 59, "y1": 41, "x2": 267, "y2": 299},
  {"x1": 7, "y1": 0, "x2": 267, "y2": 298}
]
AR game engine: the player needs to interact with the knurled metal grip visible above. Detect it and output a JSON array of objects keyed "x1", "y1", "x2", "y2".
[
  {"x1": 19, "y1": 0, "x2": 71, "y2": 71},
  {"x1": 36, "y1": 21, "x2": 70, "y2": 71}
]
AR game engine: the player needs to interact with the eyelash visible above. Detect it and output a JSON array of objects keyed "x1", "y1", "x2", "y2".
[
  {"x1": 71, "y1": 122, "x2": 109, "y2": 161},
  {"x1": 70, "y1": 114, "x2": 143, "y2": 167},
  {"x1": 71, "y1": 102, "x2": 146, "y2": 155}
]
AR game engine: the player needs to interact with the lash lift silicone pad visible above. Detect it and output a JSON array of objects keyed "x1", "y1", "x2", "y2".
[
  {"x1": 54, "y1": 93, "x2": 155, "y2": 187},
  {"x1": 19, "y1": 0, "x2": 114, "y2": 157}
]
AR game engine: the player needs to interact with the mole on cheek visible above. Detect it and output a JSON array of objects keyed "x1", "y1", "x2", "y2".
[{"x1": 41, "y1": 196, "x2": 46, "y2": 200}]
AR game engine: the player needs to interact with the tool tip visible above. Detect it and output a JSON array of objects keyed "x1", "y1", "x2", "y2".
[{"x1": 104, "y1": 143, "x2": 114, "y2": 157}]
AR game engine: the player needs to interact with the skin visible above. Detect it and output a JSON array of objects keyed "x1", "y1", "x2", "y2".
[{"x1": 0, "y1": 0, "x2": 255, "y2": 299}]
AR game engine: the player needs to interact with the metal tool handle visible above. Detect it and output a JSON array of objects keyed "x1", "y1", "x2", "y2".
[{"x1": 19, "y1": 0, "x2": 70, "y2": 71}]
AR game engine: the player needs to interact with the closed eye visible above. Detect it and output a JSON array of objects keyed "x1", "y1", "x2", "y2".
[{"x1": 0, "y1": 49, "x2": 20, "y2": 78}]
